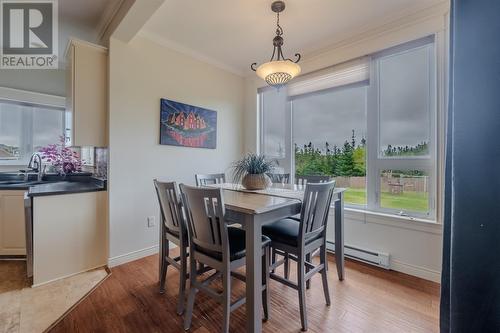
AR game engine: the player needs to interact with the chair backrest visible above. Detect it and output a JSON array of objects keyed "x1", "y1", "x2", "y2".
[
  {"x1": 195, "y1": 173, "x2": 226, "y2": 186},
  {"x1": 295, "y1": 175, "x2": 332, "y2": 186},
  {"x1": 179, "y1": 184, "x2": 228, "y2": 257},
  {"x1": 154, "y1": 180, "x2": 184, "y2": 235},
  {"x1": 299, "y1": 181, "x2": 336, "y2": 243},
  {"x1": 267, "y1": 173, "x2": 291, "y2": 184}
]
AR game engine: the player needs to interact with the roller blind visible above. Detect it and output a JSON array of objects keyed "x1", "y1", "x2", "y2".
[{"x1": 287, "y1": 57, "x2": 370, "y2": 97}]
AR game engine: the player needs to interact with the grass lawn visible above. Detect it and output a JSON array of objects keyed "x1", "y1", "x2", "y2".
[{"x1": 343, "y1": 188, "x2": 429, "y2": 212}]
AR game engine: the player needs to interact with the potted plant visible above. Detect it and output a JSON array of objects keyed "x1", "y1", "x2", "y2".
[
  {"x1": 39, "y1": 136, "x2": 83, "y2": 175},
  {"x1": 232, "y1": 153, "x2": 275, "y2": 190}
]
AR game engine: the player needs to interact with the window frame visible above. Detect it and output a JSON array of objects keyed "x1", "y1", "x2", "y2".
[{"x1": 367, "y1": 38, "x2": 437, "y2": 219}]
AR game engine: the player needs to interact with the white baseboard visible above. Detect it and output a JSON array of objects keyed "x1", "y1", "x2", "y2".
[
  {"x1": 390, "y1": 259, "x2": 441, "y2": 283},
  {"x1": 32, "y1": 264, "x2": 107, "y2": 288},
  {"x1": 108, "y1": 245, "x2": 159, "y2": 268}
]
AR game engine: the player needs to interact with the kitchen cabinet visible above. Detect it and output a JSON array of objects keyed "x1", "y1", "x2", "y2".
[
  {"x1": 32, "y1": 190, "x2": 108, "y2": 286},
  {"x1": 66, "y1": 39, "x2": 108, "y2": 147},
  {"x1": 0, "y1": 190, "x2": 26, "y2": 256}
]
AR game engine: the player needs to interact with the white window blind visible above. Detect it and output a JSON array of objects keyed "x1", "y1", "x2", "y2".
[{"x1": 287, "y1": 57, "x2": 370, "y2": 97}]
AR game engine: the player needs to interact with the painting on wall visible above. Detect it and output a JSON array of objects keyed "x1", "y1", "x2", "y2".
[{"x1": 160, "y1": 98, "x2": 217, "y2": 149}]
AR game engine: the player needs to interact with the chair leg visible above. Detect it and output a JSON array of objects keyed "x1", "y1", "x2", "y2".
[
  {"x1": 271, "y1": 248, "x2": 277, "y2": 273},
  {"x1": 320, "y1": 246, "x2": 331, "y2": 306},
  {"x1": 262, "y1": 247, "x2": 270, "y2": 321},
  {"x1": 159, "y1": 238, "x2": 169, "y2": 293},
  {"x1": 284, "y1": 253, "x2": 290, "y2": 279},
  {"x1": 177, "y1": 246, "x2": 188, "y2": 315},
  {"x1": 305, "y1": 253, "x2": 311, "y2": 290},
  {"x1": 184, "y1": 258, "x2": 198, "y2": 331},
  {"x1": 222, "y1": 266, "x2": 231, "y2": 333},
  {"x1": 298, "y1": 255, "x2": 308, "y2": 331}
]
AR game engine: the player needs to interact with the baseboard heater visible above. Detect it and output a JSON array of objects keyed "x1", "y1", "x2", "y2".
[{"x1": 326, "y1": 241, "x2": 390, "y2": 269}]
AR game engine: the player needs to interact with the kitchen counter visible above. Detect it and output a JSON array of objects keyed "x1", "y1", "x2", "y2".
[
  {"x1": 0, "y1": 172, "x2": 110, "y2": 286},
  {"x1": 0, "y1": 173, "x2": 106, "y2": 197},
  {"x1": 27, "y1": 178, "x2": 106, "y2": 197}
]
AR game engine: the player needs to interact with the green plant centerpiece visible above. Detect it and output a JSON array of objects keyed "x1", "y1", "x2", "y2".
[{"x1": 232, "y1": 153, "x2": 275, "y2": 190}]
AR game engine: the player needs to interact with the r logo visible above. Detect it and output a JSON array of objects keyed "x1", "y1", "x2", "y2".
[
  {"x1": 1, "y1": 0, "x2": 58, "y2": 68},
  {"x1": 2, "y1": 2, "x2": 52, "y2": 54}
]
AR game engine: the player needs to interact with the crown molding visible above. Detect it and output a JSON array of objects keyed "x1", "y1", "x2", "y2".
[
  {"x1": 137, "y1": 29, "x2": 245, "y2": 77},
  {"x1": 304, "y1": 1, "x2": 450, "y2": 63},
  {"x1": 96, "y1": 0, "x2": 126, "y2": 43},
  {"x1": 244, "y1": 0, "x2": 450, "y2": 79}
]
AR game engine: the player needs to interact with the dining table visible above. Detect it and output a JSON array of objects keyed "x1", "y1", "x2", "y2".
[{"x1": 208, "y1": 183, "x2": 346, "y2": 333}]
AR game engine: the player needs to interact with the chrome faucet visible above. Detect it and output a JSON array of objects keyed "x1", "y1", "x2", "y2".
[{"x1": 27, "y1": 153, "x2": 44, "y2": 181}]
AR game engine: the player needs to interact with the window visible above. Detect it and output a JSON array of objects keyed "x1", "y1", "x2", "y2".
[
  {"x1": 259, "y1": 36, "x2": 438, "y2": 220},
  {"x1": 0, "y1": 100, "x2": 65, "y2": 165},
  {"x1": 260, "y1": 89, "x2": 287, "y2": 159},
  {"x1": 292, "y1": 85, "x2": 368, "y2": 206},
  {"x1": 369, "y1": 38, "x2": 436, "y2": 218}
]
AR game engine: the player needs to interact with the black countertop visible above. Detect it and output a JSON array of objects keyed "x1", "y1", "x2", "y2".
[
  {"x1": 0, "y1": 174, "x2": 106, "y2": 197},
  {"x1": 27, "y1": 178, "x2": 106, "y2": 197}
]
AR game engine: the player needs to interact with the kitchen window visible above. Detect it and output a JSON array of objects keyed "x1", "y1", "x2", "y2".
[
  {"x1": 259, "y1": 36, "x2": 438, "y2": 220},
  {"x1": 0, "y1": 99, "x2": 65, "y2": 165}
]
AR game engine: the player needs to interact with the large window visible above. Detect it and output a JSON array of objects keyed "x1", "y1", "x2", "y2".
[
  {"x1": 0, "y1": 100, "x2": 65, "y2": 165},
  {"x1": 259, "y1": 37, "x2": 438, "y2": 220},
  {"x1": 292, "y1": 85, "x2": 368, "y2": 206}
]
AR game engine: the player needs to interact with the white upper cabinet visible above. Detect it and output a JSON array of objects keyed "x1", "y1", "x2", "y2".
[{"x1": 66, "y1": 39, "x2": 108, "y2": 147}]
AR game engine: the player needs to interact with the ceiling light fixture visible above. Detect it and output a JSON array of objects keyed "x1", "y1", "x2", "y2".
[{"x1": 251, "y1": 1, "x2": 301, "y2": 88}]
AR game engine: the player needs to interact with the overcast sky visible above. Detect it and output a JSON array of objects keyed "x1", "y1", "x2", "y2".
[{"x1": 264, "y1": 44, "x2": 432, "y2": 156}]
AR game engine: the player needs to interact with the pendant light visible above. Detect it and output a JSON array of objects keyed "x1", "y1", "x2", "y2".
[{"x1": 251, "y1": 1, "x2": 301, "y2": 87}]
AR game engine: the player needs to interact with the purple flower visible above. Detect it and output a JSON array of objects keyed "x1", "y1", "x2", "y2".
[{"x1": 38, "y1": 136, "x2": 83, "y2": 175}]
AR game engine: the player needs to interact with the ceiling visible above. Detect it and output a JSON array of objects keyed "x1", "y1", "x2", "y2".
[
  {"x1": 59, "y1": 0, "x2": 114, "y2": 27},
  {"x1": 141, "y1": 0, "x2": 445, "y2": 76}
]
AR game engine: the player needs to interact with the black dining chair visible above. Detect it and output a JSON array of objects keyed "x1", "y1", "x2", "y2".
[
  {"x1": 263, "y1": 181, "x2": 336, "y2": 331},
  {"x1": 295, "y1": 175, "x2": 332, "y2": 186},
  {"x1": 267, "y1": 173, "x2": 291, "y2": 184},
  {"x1": 274, "y1": 174, "x2": 332, "y2": 280},
  {"x1": 195, "y1": 173, "x2": 226, "y2": 186},
  {"x1": 180, "y1": 184, "x2": 272, "y2": 333},
  {"x1": 153, "y1": 180, "x2": 189, "y2": 315}
]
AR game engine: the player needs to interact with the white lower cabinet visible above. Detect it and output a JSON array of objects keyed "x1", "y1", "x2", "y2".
[
  {"x1": 32, "y1": 191, "x2": 108, "y2": 286},
  {"x1": 0, "y1": 191, "x2": 26, "y2": 256}
]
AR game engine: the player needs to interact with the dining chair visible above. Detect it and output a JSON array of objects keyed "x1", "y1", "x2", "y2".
[
  {"x1": 153, "y1": 179, "x2": 189, "y2": 315},
  {"x1": 195, "y1": 173, "x2": 226, "y2": 186},
  {"x1": 273, "y1": 174, "x2": 331, "y2": 279},
  {"x1": 179, "y1": 184, "x2": 271, "y2": 333},
  {"x1": 295, "y1": 175, "x2": 332, "y2": 186},
  {"x1": 267, "y1": 173, "x2": 291, "y2": 184},
  {"x1": 263, "y1": 181, "x2": 336, "y2": 331}
]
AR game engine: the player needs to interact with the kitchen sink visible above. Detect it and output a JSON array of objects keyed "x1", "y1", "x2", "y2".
[
  {"x1": 0, "y1": 180, "x2": 48, "y2": 186},
  {"x1": 0, "y1": 172, "x2": 44, "y2": 186}
]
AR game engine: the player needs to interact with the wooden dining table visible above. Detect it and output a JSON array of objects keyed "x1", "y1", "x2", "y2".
[{"x1": 209, "y1": 183, "x2": 346, "y2": 333}]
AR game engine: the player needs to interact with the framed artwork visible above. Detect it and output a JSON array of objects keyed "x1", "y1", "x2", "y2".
[{"x1": 160, "y1": 98, "x2": 217, "y2": 149}]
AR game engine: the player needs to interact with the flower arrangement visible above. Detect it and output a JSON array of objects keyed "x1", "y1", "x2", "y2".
[
  {"x1": 38, "y1": 136, "x2": 83, "y2": 174},
  {"x1": 232, "y1": 153, "x2": 276, "y2": 190}
]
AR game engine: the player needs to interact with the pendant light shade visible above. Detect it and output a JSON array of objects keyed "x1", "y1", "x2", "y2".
[
  {"x1": 255, "y1": 60, "x2": 301, "y2": 86},
  {"x1": 251, "y1": 1, "x2": 302, "y2": 88}
]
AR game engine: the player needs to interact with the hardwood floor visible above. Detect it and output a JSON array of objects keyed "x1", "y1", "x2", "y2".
[{"x1": 50, "y1": 252, "x2": 439, "y2": 333}]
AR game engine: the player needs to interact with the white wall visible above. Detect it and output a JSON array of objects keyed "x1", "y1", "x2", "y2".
[
  {"x1": 0, "y1": 19, "x2": 99, "y2": 97},
  {"x1": 244, "y1": 3, "x2": 449, "y2": 282},
  {"x1": 108, "y1": 36, "x2": 244, "y2": 262}
]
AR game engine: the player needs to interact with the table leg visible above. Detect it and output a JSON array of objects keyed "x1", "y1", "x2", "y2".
[
  {"x1": 334, "y1": 192, "x2": 345, "y2": 280},
  {"x1": 245, "y1": 214, "x2": 262, "y2": 333}
]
